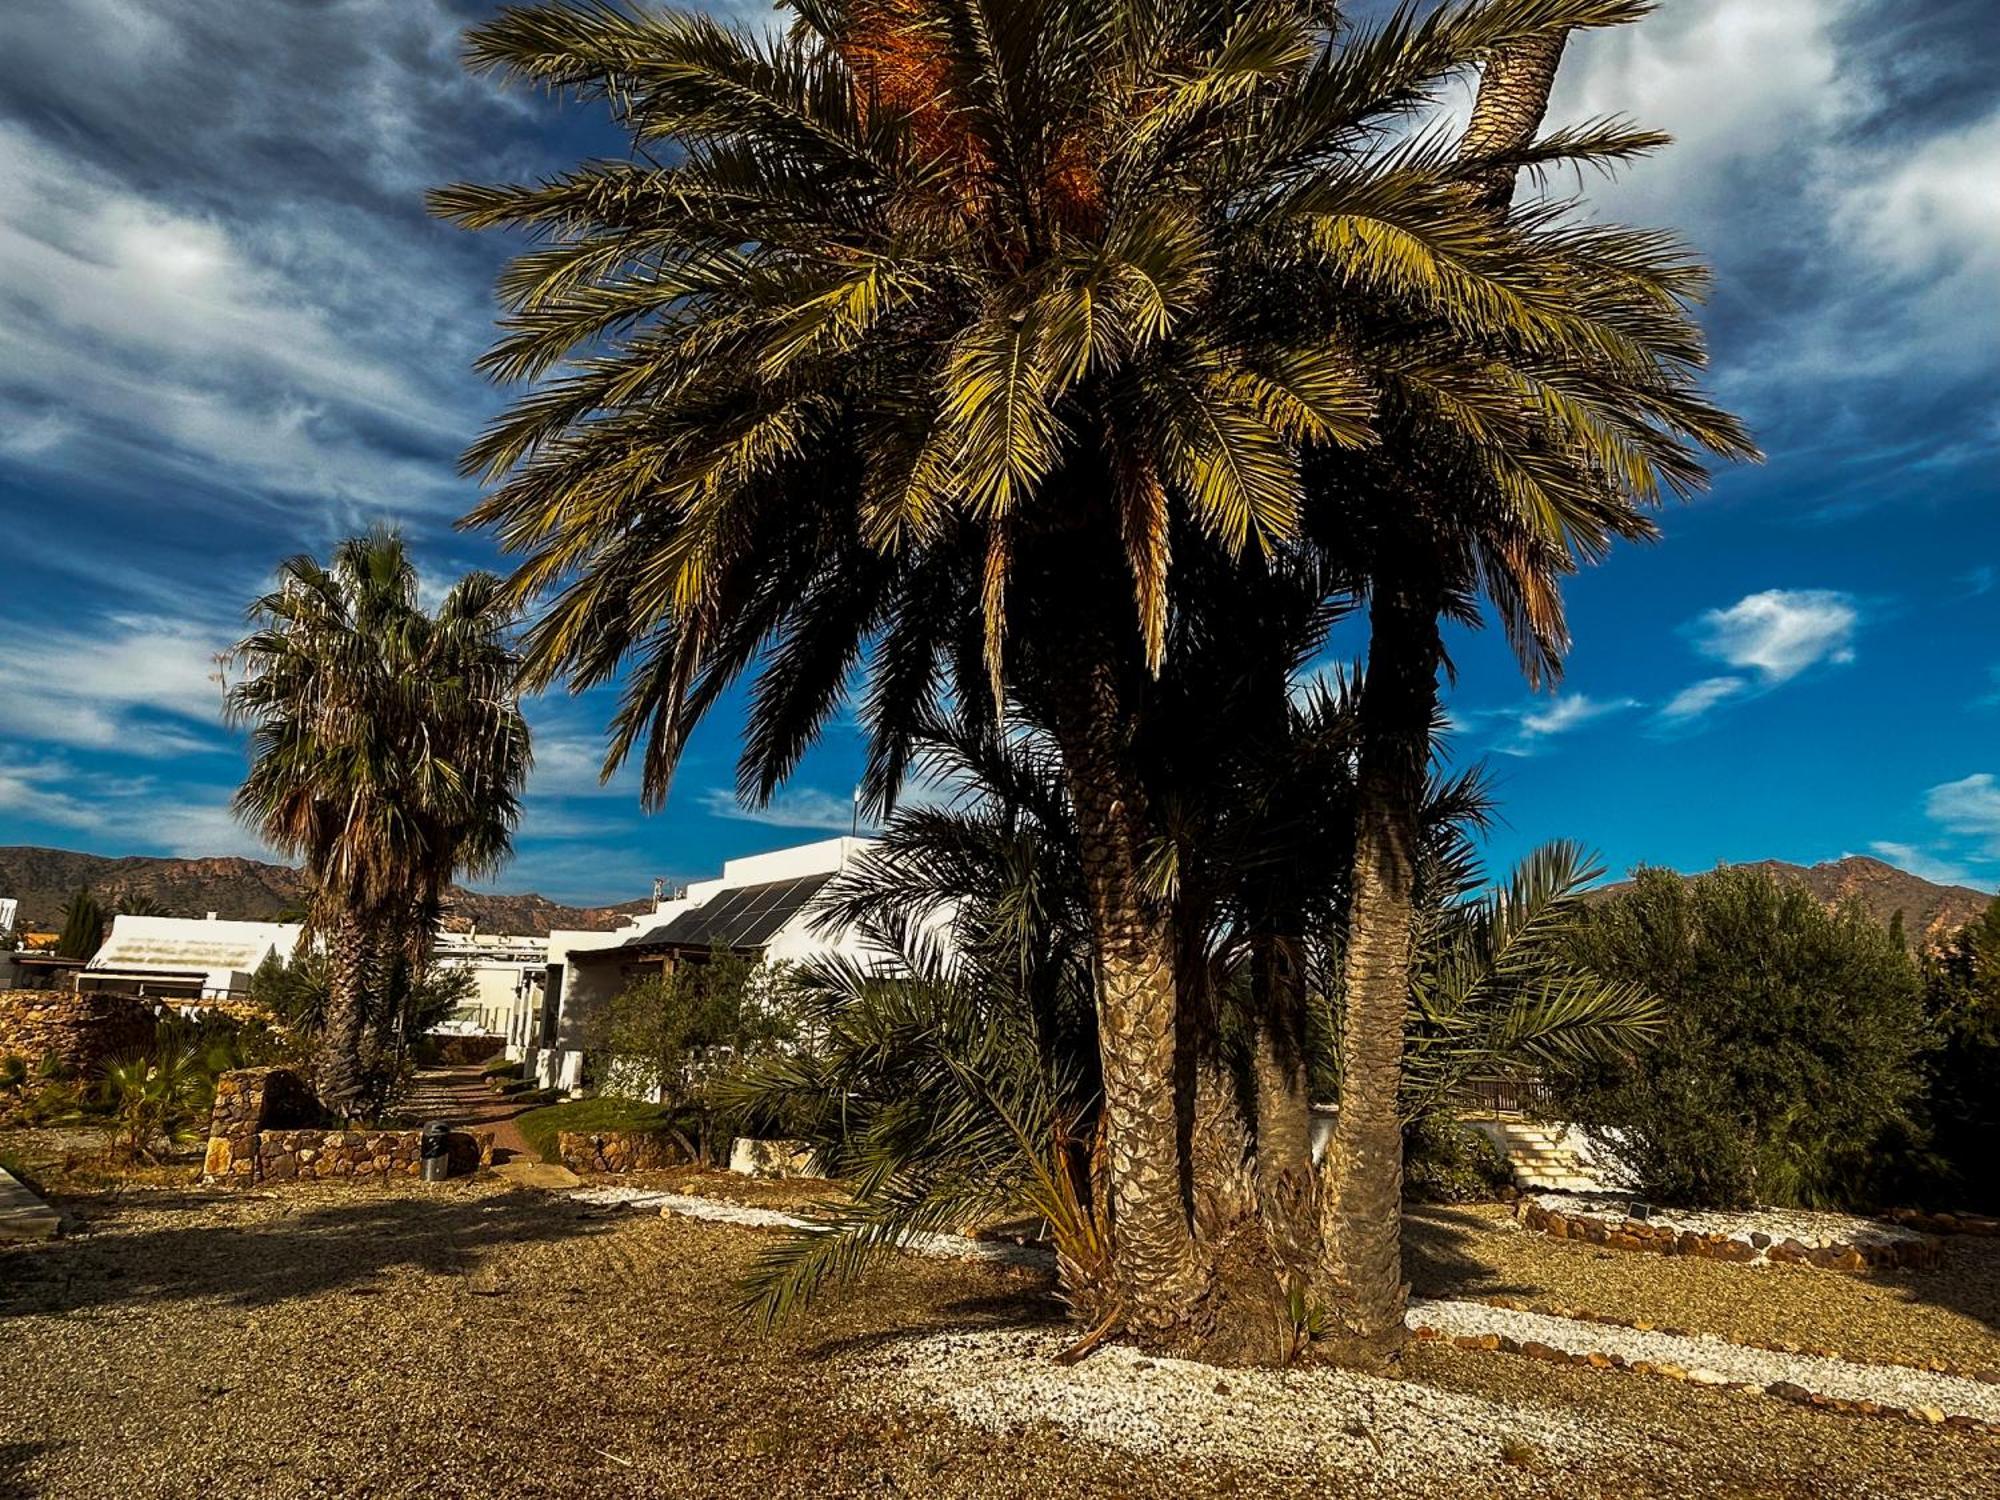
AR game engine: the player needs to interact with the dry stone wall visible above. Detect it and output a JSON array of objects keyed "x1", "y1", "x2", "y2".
[
  {"x1": 0, "y1": 989, "x2": 156, "y2": 1075},
  {"x1": 557, "y1": 1129, "x2": 686, "y2": 1174},
  {"x1": 201, "y1": 1066, "x2": 492, "y2": 1186}
]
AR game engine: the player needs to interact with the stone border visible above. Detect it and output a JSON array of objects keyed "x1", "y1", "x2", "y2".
[
  {"x1": 1457, "y1": 1295, "x2": 2000, "y2": 1386},
  {"x1": 1881, "y1": 1208, "x2": 2000, "y2": 1238},
  {"x1": 1518, "y1": 1198, "x2": 1940, "y2": 1271},
  {"x1": 1410, "y1": 1302, "x2": 2000, "y2": 1437}
]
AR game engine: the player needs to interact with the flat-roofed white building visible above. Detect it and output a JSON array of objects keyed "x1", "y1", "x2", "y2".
[
  {"x1": 81, "y1": 913, "x2": 304, "y2": 1001},
  {"x1": 527, "y1": 838, "x2": 889, "y2": 1091},
  {"x1": 430, "y1": 928, "x2": 548, "y2": 1047}
]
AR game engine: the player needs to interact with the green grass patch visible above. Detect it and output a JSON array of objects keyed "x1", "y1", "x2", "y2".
[
  {"x1": 479, "y1": 1055, "x2": 519, "y2": 1080},
  {"x1": 514, "y1": 1096, "x2": 681, "y2": 1164}
]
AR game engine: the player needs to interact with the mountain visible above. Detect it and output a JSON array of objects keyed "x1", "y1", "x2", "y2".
[
  {"x1": 1602, "y1": 855, "x2": 1992, "y2": 950},
  {"x1": 0, "y1": 846, "x2": 650, "y2": 937}
]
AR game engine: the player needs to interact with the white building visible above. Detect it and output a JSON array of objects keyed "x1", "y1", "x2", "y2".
[
  {"x1": 80, "y1": 913, "x2": 304, "y2": 1001},
  {"x1": 430, "y1": 928, "x2": 548, "y2": 1046},
  {"x1": 526, "y1": 837, "x2": 886, "y2": 1092}
]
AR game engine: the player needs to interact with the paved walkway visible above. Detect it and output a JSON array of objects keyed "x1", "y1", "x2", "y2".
[
  {"x1": 400, "y1": 1065, "x2": 535, "y2": 1162},
  {"x1": 0, "y1": 1164, "x2": 59, "y2": 1240}
]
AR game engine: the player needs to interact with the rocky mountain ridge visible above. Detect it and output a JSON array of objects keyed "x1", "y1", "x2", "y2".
[{"x1": 0, "y1": 846, "x2": 649, "y2": 937}]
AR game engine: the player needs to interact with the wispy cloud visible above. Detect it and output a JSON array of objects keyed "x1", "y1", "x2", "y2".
[
  {"x1": 0, "y1": 614, "x2": 230, "y2": 756},
  {"x1": 1689, "y1": 589, "x2": 1858, "y2": 682},
  {"x1": 699, "y1": 786, "x2": 867, "y2": 834},
  {"x1": 1658, "y1": 675, "x2": 1750, "y2": 724},
  {"x1": 1925, "y1": 773, "x2": 2000, "y2": 860},
  {"x1": 1486, "y1": 693, "x2": 1642, "y2": 757}
]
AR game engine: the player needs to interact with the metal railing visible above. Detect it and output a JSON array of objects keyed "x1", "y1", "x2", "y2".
[{"x1": 1458, "y1": 1075, "x2": 1555, "y2": 1117}]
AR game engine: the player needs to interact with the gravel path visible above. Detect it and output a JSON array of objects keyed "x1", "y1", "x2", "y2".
[
  {"x1": 1411, "y1": 1298, "x2": 2000, "y2": 1423},
  {"x1": 574, "y1": 1184, "x2": 1055, "y2": 1269},
  {"x1": 854, "y1": 1326, "x2": 1622, "y2": 1490}
]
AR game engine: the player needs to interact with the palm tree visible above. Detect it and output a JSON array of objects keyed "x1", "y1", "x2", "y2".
[
  {"x1": 1311, "y1": 24, "x2": 1757, "y2": 1357},
  {"x1": 224, "y1": 532, "x2": 531, "y2": 1115},
  {"x1": 719, "y1": 704, "x2": 1658, "y2": 1335},
  {"x1": 437, "y1": 0, "x2": 1734, "y2": 1339}
]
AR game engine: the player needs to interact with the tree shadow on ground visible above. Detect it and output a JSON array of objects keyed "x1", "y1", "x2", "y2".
[
  {"x1": 791, "y1": 1280, "x2": 1067, "y2": 1365},
  {"x1": 1856, "y1": 1237, "x2": 2000, "y2": 1338},
  {"x1": 0, "y1": 1186, "x2": 609, "y2": 1322},
  {"x1": 0, "y1": 1441, "x2": 57, "y2": 1500},
  {"x1": 1403, "y1": 1202, "x2": 1541, "y2": 1302}
]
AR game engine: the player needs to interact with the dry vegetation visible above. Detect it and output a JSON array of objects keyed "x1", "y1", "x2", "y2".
[{"x1": 3, "y1": 1173, "x2": 1997, "y2": 1498}]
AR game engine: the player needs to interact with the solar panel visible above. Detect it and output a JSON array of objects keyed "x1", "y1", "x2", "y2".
[{"x1": 630, "y1": 872, "x2": 835, "y2": 953}]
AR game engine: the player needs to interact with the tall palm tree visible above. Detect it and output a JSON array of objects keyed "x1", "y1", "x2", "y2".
[
  {"x1": 719, "y1": 702, "x2": 1658, "y2": 1334},
  {"x1": 1313, "y1": 21, "x2": 1754, "y2": 1358},
  {"x1": 224, "y1": 532, "x2": 531, "y2": 1115},
  {"x1": 437, "y1": 0, "x2": 1732, "y2": 1339}
]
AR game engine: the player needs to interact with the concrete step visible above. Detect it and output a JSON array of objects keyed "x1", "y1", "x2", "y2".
[{"x1": 0, "y1": 1167, "x2": 58, "y2": 1241}]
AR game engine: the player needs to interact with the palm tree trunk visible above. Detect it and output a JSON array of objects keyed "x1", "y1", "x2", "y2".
[
  {"x1": 1317, "y1": 572, "x2": 1441, "y2": 1359},
  {"x1": 317, "y1": 906, "x2": 373, "y2": 1120},
  {"x1": 1458, "y1": 30, "x2": 1570, "y2": 213},
  {"x1": 1313, "y1": 26, "x2": 1572, "y2": 1365},
  {"x1": 1053, "y1": 661, "x2": 1206, "y2": 1331}
]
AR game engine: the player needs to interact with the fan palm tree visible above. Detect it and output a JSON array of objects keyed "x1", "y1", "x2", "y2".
[
  {"x1": 1312, "y1": 23, "x2": 1755, "y2": 1357},
  {"x1": 224, "y1": 532, "x2": 531, "y2": 1115},
  {"x1": 437, "y1": 0, "x2": 1722, "y2": 1339}
]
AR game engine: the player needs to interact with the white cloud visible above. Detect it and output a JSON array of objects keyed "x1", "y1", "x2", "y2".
[
  {"x1": 1690, "y1": 589, "x2": 1858, "y2": 682},
  {"x1": 1659, "y1": 675, "x2": 1749, "y2": 722},
  {"x1": 1925, "y1": 773, "x2": 2000, "y2": 859},
  {"x1": 1865, "y1": 841, "x2": 1975, "y2": 887},
  {"x1": 0, "y1": 758, "x2": 107, "y2": 831},
  {"x1": 1490, "y1": 693, "x2": 1641, "y2": 756},
  {"x1": 0, "y1": 614, "x2": 229, "y2": 755},
  {"x1": 699, "y1": 786, "x2": 868, "y2": 834}
]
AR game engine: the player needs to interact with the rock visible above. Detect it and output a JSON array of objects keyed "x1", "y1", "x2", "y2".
[
  {"x1": 1686, "y1": 1369, "x2": 1728, "y2": 1387},
  {"x1": 1910, "y1": 1406, "x2": 1946, "y2": 1425}
]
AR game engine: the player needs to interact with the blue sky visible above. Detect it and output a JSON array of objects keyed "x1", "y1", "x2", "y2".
[{"x1": 0, "y1": 0, "x2": 1995, "y2": 905}]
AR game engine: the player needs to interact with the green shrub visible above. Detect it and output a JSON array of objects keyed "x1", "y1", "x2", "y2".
[
  {"x1": 1403, "y1": 1114, "x2": 1515, "y2": 1204},
  {"x1": 514, "y1": 1096, "x2": 685, "y2": 1164},
  {"x1": 1916, "y1": 898, "x2": 2000, "y2": 1212},
  {"x1": 479, "y1": 1054, "x2": 519, "y2": 1080},
  {"x1": 1548, "y1": 867, "x2": 1927, "y2": 1210}
]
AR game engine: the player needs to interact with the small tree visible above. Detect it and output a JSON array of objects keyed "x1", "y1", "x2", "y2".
[
  {"x1": 1919, "y1": 898, "x2": 2000, "y2": 1212},
  {"x1": 1550, "y1": 866, "x2": 1928, "y2": 1210},
  {"x1": 56, "y1": 888, "x2": 107, "y2": 961},
  {"x1": 591, "y1": 950, "x2": 798, "y2": 1113}
]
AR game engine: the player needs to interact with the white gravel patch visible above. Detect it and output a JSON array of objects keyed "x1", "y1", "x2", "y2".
[
  {"x1": 853, "y1": 1327, "x2": 1622, "y2": 1487},
  {"x1": 1410, "y1": 1298, "x2": 2000, "y2": 1423},
  {"x1": 1533, "y1": 1192, "x2": 1925, "y2": 1252},
  {"x1": 572, "y1": 1185, "x2": 1052, "y2": 1268}
]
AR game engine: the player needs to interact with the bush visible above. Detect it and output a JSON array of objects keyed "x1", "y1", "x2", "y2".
[
  {"x1": 479, "y1": 1054, "x2": 519, "y2": 1080},
  {"x1": 1548, "y1": 867, "x2": 1927, "y2": 1210},
  {"x1": 1403, "y1": 1114, "x2": 1515, "y2": 1204},
  {"x1": 514, "y1": 1095, "x2": 685, "y2": 1165},
  {"x1": 1917, "y1": 898, "x2": 2000, "y2": 1212}
]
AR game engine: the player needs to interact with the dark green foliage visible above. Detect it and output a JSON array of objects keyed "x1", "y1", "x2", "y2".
[
  {"x1": 588, "y1": 949, "x2": 799, "y2": 1104},
  {"x1": 1402, "y1": 1114, "x2": 1515, "y2": 1204},
  {"x1": 1917, "y1": 898, "x2": 2000, "y2": 1212},
  {"x1": 1549, "y1": 866, "x2": 1928, "y2": 1210},
  {"x1": 55, "y1": 887, "x2": 106, "y2": 960}
]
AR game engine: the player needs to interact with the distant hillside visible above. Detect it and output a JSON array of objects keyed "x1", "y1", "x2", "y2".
[
  {"x1": 1602, "y1": 855, "x2": 1992, "y2": 950},
  {"x1": 0, "y1": 846, "x2": 649, "y2": 937}
]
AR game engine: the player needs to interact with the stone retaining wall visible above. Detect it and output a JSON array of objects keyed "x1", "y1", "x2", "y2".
[
  {"x1": 0, "y1": 989, "x2": 156, "y2": 1076},
  {"x1": 1518, "y1": 1198, "x2": 1941, "y2": 1271},
  {"x1": 557, "y1": 1129, "x2": 687, "y2": 1174},
  {"x1": 1881, "y1": 1207, "x2": 2000, "y2": 1238},
  {"x1": 201, "y1": 1065, "x2": 492, "y2": 1186}
]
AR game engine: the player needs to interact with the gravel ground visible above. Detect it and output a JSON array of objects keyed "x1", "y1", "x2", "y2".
[
  {"x1": 1411, "y1": 1298, "x2": 2000, "y2": 1422},
  {"x1": 1531, "y1": 1192, "x2": 1927, "y2": 1252},
  {"x1": 3, "y1": 1179, "x2": 1997, "y2": 1499},
  {"x1": 1409, "y1": 1203, "x2": 2000, "y2": 1374}
]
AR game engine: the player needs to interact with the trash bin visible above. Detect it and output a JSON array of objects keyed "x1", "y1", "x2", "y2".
[{"x1": 420, "y1": 1121, "x2": 452, "y2": 1182}]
